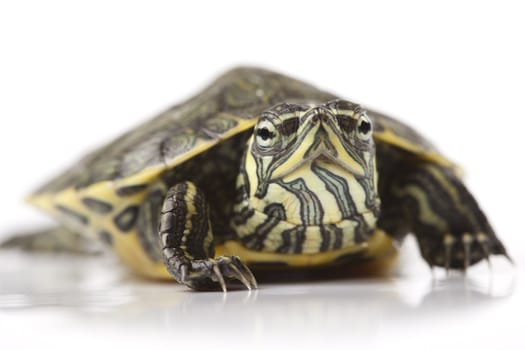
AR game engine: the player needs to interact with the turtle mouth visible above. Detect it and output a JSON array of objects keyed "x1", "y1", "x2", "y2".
[
  {"x1": 271, "y1": 149, "x2": 363, "y2": 180},
  {"x1": 309, "y1": 149, "x2": 356, "y2": 171}
]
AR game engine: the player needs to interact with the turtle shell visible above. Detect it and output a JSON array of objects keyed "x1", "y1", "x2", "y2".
[
  {"x1": 31, "y1": 67, "x2": 454, "y2": 199},
  {"x1": 30, "y1": 66, "x2": 458, "y2": 211}
]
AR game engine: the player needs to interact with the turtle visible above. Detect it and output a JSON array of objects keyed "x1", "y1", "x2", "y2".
[{"x1": 2, "y1": 66, "x2": 510, "y2": 291}]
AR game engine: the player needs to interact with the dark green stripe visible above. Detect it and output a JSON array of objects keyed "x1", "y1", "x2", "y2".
[
  {"x1": 278, "y1": 178, "x2": 324, "y2": 226},
  {"x1": 242, "y1": 203, "x2": 285, "y2": 250},
  {"x1": 81, "y1": 197, "x2": 113, "y2": 214},
  {"x1": 114, "y1": 205, "x2": 139, "y2": 232},
  {"x1": 137, "y1": 188, "x2": 165, "y2": 263},
  {"x1": 116, "y1": 184, "x2": 148, "y2": 196},
  {"x1": 311, "y1": 162, "x2": 356, "y2": 218},
  {"x1": 56, "y1": 205, "x2": 89, "y2": 225}
]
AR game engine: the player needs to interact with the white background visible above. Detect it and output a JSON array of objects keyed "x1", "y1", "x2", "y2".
[{"x1": 0, "y1": 1, "x2": 523, "y2": 349}]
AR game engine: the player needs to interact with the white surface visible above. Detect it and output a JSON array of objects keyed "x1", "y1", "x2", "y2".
[
  {"x1": 0, "y1": 244, "x2": 520, "y2": 350},
  {"x1": 0, "y1": 1, "x2": 524, "y2": 349}
]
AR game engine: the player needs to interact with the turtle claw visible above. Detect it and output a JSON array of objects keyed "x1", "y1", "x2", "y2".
[
  {"x1": 421, "y1": 231, "x2": 510, "y2": 272},
  {"x1": 236, "y1": 259, "x2": 258, "y2": 289},
  {"x1": 215, "y1": 256, "x2": 258, "y2": 291},
  {"x1": 477, "y1": 235, "x2": 493, "y2": 270},
  {"x1": 212, "y1": 263, "x2": 227, "y2": 293},
  {"x1": 462, "y1": 233, "x2": 473, "y2": 271},
  {"x1": 228, "y1": 262, "x2": 252, "y2": 290},
  {"x1": 443, "y1": 233, "x2": 455, "y2": 275},
  {"x1": 177, "y1": 256, "x2": 257, "y2": 292}
]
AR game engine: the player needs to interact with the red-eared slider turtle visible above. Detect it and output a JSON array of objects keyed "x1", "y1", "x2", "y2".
[{"x1": 3, "y1": 67, "x2": 509, "y2": 291}]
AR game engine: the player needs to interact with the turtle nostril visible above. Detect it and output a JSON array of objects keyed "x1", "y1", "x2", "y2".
[
  {"x1": 311, "y1": 113, "x2": 329, "y2": 125},
  {"x1": 305, "y1": 107, "x2": 332, "y2": 125}
]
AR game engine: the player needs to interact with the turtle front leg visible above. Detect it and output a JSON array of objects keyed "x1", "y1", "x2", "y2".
[
  {"x1": 379, "y1": 162, "x2": 510, "y2": 271},
  {"x1": 154, "y1": 181, "x2": 257, "y2": 291}
]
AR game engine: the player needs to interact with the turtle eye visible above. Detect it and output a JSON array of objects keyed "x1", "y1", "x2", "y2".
[
  {"x1": 257, "y1": 127, "x2": 273, "y2": 140},
  {"x1": 255, "y1": 120, "x2": 278, "y2": 148},
  {"x1": 356, "y1": 112, "x2": 372, "y2": 141}
]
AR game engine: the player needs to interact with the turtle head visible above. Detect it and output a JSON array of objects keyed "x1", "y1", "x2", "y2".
[{"x1": 235, "y1": 100, "x2": 380, "y2": 249}]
